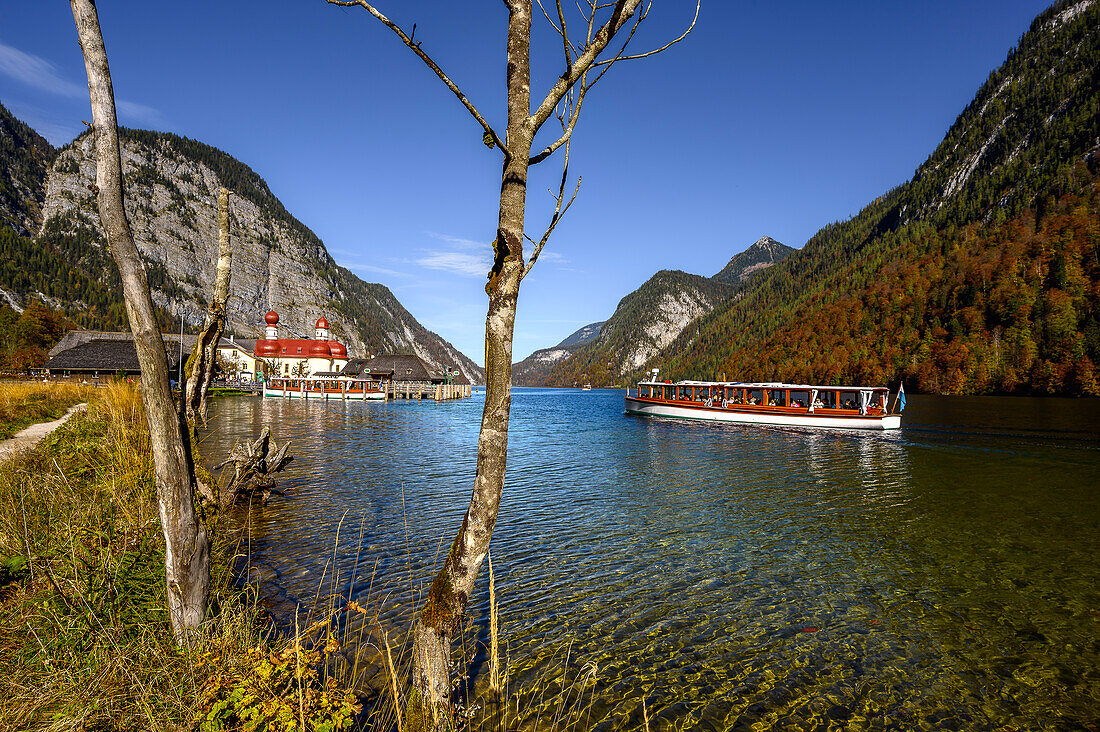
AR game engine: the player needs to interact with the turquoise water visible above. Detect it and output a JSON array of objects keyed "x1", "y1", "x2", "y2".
[{"x1": 203, "y1": 390, "x2": 1100, "y2": 730}]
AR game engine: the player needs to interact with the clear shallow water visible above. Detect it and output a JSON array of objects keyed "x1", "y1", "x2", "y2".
[{"x1": 202, "y1": 390, "x2": 1100, "y2": 731}]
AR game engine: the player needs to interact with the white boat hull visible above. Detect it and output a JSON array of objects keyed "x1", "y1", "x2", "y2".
[
  {"x1": 263, "y1": 387, "x2": 385, "y2": 401},
  {"x1": 624, "y1": 397, "x2": 901, "y2": 431}
]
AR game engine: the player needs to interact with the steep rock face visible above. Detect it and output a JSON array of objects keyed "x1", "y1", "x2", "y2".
[
  {"x1": 515, "y1": 234, "x2": 792, "y2": 386},
  {"x1": 38, "y1": 129, "x2": 483, "y2": 382},
  {"x1": 558, "y1": 321, "x2": 604, "y2": 348},
  {"x1": 512, "y1": 320, "x2": 603, "y2": 385},
  {"x1": 615, "y1": 274, "x2": 722, "y2": 371},
  {"x1": 523, "y1": 270, "x2": 731, "y2": 386},
  {"x1": 713, "y1": 236, "x2": 794, "y2": 284},
  {"x1": 905, "y1": 0, "x2": 1098, "y2": 221},
  {"x1": 0, "y1": 102, "x2": 54, "y2": 237}
]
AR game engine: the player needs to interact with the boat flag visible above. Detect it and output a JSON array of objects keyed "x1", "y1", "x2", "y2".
[{"x1": 893, "y1": 382, "x2": 906, "y2": 413}]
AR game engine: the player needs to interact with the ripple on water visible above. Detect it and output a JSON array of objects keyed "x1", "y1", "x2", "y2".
[{"x1": 204, "y1": 390, "x2": 1100, "y2": 730}]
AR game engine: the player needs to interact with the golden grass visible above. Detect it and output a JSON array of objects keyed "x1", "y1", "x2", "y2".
[
  {"x1": 0, "y1": 379, "x2": 96, "y2": 440},
  {"x1": 0, "y1": 381, "x2": 359, "y2": 731},
  {"x1": 0, "y1": 379, "x2": 618, "y2": 731}
]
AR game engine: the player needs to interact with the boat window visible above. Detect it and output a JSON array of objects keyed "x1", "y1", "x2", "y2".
[
  {"x1": 732, "y1": 388, "x2": 744, "y2": 404},
  {"x1": 767, "y1": 389, "x2": 786, "y2": 407},
  {"x1": 679, "y1": 386, "x2": 692, "y2": 400},
  {"x1": 789, "y1": 390, "x2": 809, "y2": 408},
  {"x1": 839, "y1": 391, "x2": 859, "y2": 410},
  {"x1": 871, "y1": 391, "x2": 887, "y2": 411},
  {"x1": 747, "y1": 388, "x2": 762, "y2": 405}
]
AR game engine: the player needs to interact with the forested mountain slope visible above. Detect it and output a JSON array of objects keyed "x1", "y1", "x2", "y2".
[
  {"x1": 515, "y1": 234, "x2": 792, "y2": 386},
  {"x1": 530, "y1": 270, "x2": 733, "y2": 387},
  {"x1": 712, "y1": 236, "x2": 795, "y2": 284},
  {"x1": 0, "y1": 103, "x2": 54, "y2": 238},
  {"x1": 512, "y1": 320, "x2": 603, "y2": 386},
  {"x1": 663, "y1": 0, "x2": 1100, "y2": 395},
  {"x1": 0, "y1": 116, "x2": 482, "y2": 381}
]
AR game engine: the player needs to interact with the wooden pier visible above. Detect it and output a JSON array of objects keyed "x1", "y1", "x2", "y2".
[{"x1": 386, "y1": 380, "x2": 472, "y2": 401}]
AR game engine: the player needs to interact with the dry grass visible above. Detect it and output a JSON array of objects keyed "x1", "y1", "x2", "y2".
[
  {"x1": 0, "y1": 379, "x2": 96, "y2": 440},
  {"x1": 0, "y1": 381, "x2": 359, "y2": 731},
  {"x1": 0, "y1": 379, "x2": 611, "y2": 731}
]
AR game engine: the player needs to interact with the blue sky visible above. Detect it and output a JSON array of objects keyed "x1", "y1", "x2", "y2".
[{"x1": 0, "y1": 1, "x2": 1053, "y2": 363}]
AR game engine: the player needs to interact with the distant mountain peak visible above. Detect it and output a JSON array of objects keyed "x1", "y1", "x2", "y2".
[{"x1": 712, "y1": 236, "x2": 795, "y2": 284}]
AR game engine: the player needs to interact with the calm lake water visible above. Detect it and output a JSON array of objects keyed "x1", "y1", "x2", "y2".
[{"x1": 202, "y1": 389, "x2": 1100, "y2": 731}]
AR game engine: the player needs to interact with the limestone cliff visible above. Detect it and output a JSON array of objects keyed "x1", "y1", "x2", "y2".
[{"x1": 38, "y1": 128, "x2": 483, "y2": 382}]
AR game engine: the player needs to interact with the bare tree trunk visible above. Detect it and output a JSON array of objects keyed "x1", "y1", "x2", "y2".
[
  {"x1": 71, "y1": 0, "x2": 210, "y2": 645},
  {"x1": 326, "y1": 1, "x2": 694, "y2": 727},
  {"x1": 406, "y1": 6, "x2": 532, "y2": 728},
  {"x1": 186, "y1": 187, "x2": 233, "y2": 422}
]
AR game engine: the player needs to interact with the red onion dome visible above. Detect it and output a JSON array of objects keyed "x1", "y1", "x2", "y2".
[
  {"x1": 316, "y1": 316, "x2": 329, "y2": 329},
  {"x1": 256, "y1": 340, "x2": 279, "y2": 357},
  {"x1": 264, "y1": 310, "x2": 280, "y2": 325},
  {"x1": 309, "y1": 340, "x2": 332, "y2": 357},
  {"x1": 329, "y1": 342, "x2": 347, "y2": 358}
]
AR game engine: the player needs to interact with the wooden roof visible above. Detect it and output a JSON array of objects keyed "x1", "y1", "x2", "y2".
[
  {"x1": 341, "y1": 354, "x2": 468, "y2": 384},
  {"x1": 44, "y1": 338, "x2": 183, "y2": 374}
]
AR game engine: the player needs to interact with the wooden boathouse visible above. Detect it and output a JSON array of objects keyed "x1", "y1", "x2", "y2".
[{"x1": 340, "y1": 354, "x2": 472, "y2": 401}]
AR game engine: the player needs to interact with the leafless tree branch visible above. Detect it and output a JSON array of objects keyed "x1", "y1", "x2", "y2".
[
  {"x1": 523, "y1": 140, "x2": 580, "y2": 280},
  {"x1": 592, "y1": 0, "x2": 699, "y2": 67},
  {"x1": 529, "y1": 0, "x2": 641, "y2": 130},
  {"x1": 326, "y1": 0, "x2": 507, "y2": 152}
]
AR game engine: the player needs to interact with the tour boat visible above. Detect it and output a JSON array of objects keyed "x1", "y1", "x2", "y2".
[
  {"x1": 625, "y1": 373, "x2": 901, "y2": 431},
  {"x1": 262, "y1": 375, "x2": 387, "y2": 401}
]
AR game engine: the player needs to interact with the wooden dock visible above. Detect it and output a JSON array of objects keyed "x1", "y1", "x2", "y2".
[{"x1": 386, "y1": 380, "x2": 472, "y2": 401}]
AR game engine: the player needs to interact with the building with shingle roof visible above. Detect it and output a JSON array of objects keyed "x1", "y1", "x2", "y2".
[
  {"x1": 44, "y1": 330, "x2": 259, "y2": 380},
  {"x1": 43, "y1": 337, "x2": 184, "y2": 378},
  {"x1": 341, "y1": 354, "x2": 471, "y2": 396}
]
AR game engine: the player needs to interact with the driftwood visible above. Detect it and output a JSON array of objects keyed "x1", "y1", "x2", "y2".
[{"x1": 212, "y1": 427, "x2": 293, "y2": 505}]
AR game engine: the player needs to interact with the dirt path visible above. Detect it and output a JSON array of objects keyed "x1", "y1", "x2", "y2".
[{"x1": 0, "y1": 403, "x2": 88, "y2": 464}]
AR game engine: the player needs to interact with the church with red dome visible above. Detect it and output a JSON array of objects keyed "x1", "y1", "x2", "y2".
[{"x1": 254, "y1": 311, "x2": 350, "y2": 376}]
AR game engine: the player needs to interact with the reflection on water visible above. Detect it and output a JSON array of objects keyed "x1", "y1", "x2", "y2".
[{"x1": 202, "y1": 391, "x2": 1100, "y2": 730}]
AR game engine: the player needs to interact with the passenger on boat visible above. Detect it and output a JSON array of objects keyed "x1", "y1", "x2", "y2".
[
  {"x1": 843, "y1": 398, "x2": 856, "y2": 409},
  {"x1": 791, "y1": 399, "x2": 802, "y2": 408},
  {"x1": 812, "y1": 398, "x2": 824, "y2": 408},
  {"x1": 748, "y1": 396, "x2": 757, "y2": 405}
]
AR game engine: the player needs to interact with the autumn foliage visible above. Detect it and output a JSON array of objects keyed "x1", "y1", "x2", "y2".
[{"x1": 688, "y1": 170, "x2": 1100, "y2": 396}]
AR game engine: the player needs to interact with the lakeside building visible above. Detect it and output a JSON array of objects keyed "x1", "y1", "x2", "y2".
[
  {"x1": 341, "y1": 354, "x2": 472, "y2": 398},
  {"x1": 42, "y1": 310, "x2": 348, "y2": 382},
  {"x1": 42, "y1": 330, "x2": 250, "y2": 382},
  {"x1": 40, "y1": 313, "x2": 473, "y2": 400},
  {"x1": 254, "y1": 311, "x2": 348, "y2": 378}
]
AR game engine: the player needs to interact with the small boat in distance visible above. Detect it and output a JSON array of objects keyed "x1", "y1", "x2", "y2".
[
  {"x1": 582, "y1": 383, "x2": 592, "y2": 391},
  {"x1": 625, "y1": 371, "x2": 901, "y2": 431},
  {"x1": 263, "y1": 375, "x2": 388, "y2": 400}
]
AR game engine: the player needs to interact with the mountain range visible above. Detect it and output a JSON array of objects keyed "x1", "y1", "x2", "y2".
[
  {"x1": 512, "y1": 236, "x2": 794, "y2": 386},
  {"x1": 3, "y1": 0, "x2": 1098, "y2": 395},
  {"x1": 519, "y1": 0, "x2": 1100, "y2": 396},
  {"x1": 0, "y1": 107, "x2": 483, "y2": 383}
]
